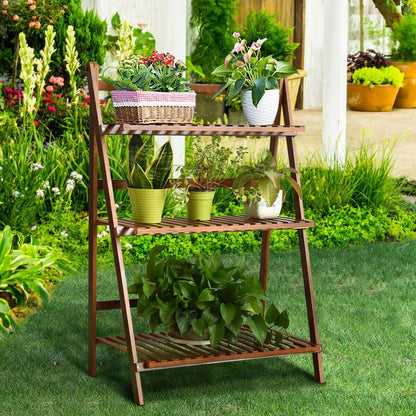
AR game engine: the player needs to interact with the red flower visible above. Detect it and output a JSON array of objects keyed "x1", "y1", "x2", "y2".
[{"x1": 47, "y1": 106, "x2": 56, "y2": 112}]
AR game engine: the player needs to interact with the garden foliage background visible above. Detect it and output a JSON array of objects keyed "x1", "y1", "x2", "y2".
[{"x1": 0, "y1": 0, "x2": 415, "y2": 336}]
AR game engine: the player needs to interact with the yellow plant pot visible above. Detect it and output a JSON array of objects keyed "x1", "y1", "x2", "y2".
[
  {"x1": 187, "y1": 191, "x2": 215, "y2": 221},
  {"x1": 128, "y1": 188, "x2": 167, "y2": 224}
]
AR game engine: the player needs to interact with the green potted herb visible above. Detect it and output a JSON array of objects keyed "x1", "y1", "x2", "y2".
[
  {"x1": 104, "y1": 52, "x2": 196, "y2": 124},
  {"x1": 390, "y1": 13, "x2": 416, "y2": 108},
  {"x1": 347, "y1": 65, "x2": 404, "y2": 112},
  {"x1": 179, "y1": 136, "x2": 245, "y2": 221},
  {"x1": 125, "y1": 134, "x2": 173, "y2": 224},
  {"x1": 128, "y1": 245, "x2": 289, "y2": 347},
  {"x1": 211, "y1": 32, "x2": 297, "y2": 125},
  {"x1": 232, "y1": 149, "x2": 302, "y2": 219}
]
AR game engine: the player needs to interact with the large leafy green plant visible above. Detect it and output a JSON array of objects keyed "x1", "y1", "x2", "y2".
[
  {"x1": 128, "y1": 245, "x2": 289, "y2": 347},
  {"x1": 212, "y1": 32, "x2": 298, "y2": 107},
  {"x1": 126, "y1": 135, "x2": 173, "y2": 189},
  {"x1": 232, "y1": 149, "x2": 302, "y2": 207},
  {"x1": 0, "y1": 226, "x2": 72, "y2": 337}
]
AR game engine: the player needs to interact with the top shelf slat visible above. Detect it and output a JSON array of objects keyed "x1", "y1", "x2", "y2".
[{"x1": 100, "y1": 123, "x2": 305, "y2": 137}]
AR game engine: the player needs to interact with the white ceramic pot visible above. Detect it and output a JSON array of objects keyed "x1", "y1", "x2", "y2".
[
  {"x1": 244, "y1": 190, "x2": 283, "y2": 219},
  {"x1": 240, "y1": 89, "x2": 280, "y2": 125}
]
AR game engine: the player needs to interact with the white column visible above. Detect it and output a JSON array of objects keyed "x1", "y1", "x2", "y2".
[{"x1": 322, "y1": 0, "x2": 348, "y2": 166}]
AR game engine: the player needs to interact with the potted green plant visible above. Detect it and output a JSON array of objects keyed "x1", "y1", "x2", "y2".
[
  {"x1": 232, "y1": 149, "x2": 302, "y2": 219},
  {"x1": 104, "y1": 52, "x2": 196, "y2": 124},
  {"x1": 239, "y1": 8, "x2": 306, "y2": 112},
  {"x1": 128, "y1": 245, "x2": 289, "y2": 347},
  {"x1": 125, "y1": 134, "x2": 173, "y2": 224},
  {"x1": 390, "y1": 13, "x2": 416, "y2": 108},
  {"x1": 211, "y1": 32, "x2": 297, "y2": 125},
  {"x1": 179, "y1": 136, "x2": 245, "y2": 221},
  {"x1": 347, "y1": 65, "x2": 404, "y2": 112}
]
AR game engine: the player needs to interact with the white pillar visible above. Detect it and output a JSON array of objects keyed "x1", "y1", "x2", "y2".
[{"x1": 322, "y1": 0, "x2": 348, "y2": 166}]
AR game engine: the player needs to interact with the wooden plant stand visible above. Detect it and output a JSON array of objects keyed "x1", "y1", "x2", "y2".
[{"x1": 86, "y1": 62, "x2": 324, "y2": 405}]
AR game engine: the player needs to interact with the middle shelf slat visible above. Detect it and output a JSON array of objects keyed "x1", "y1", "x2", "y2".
[{"x1": 96, "y1": 215, "x2": 314, "y2": 236}]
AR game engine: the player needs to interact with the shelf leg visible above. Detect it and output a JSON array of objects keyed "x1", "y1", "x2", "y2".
[{"x1": 298, "y1": 229, "x2": 325, "y2": 384}]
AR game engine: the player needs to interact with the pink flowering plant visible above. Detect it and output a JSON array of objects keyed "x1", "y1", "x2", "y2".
[
  {"x1": 104, "y1": 51, "x2": 191, "y2": 92},
  {"x1": 212, "y1": 32, "x2": 298, "y2": 107}
]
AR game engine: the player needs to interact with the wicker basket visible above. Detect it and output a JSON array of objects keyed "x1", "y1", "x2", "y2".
[{"x1": 111, "y1": 90, "x2": 196, "y2": 124}]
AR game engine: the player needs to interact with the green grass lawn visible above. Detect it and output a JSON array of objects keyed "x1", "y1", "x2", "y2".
[{"x1": 1, "y1": 241, "x2": 415, "y2": 415}]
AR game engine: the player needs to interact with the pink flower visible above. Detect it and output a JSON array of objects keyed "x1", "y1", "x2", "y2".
[
  {"x1": 3, "y1": 0, "x2": 8, "y2": 6},
  {"x1": 13, "y1": 14, "x2": 19, "y2": 20},
  {"x1": 244, "y1": 54, "x2": 250, "y2": 64},
  {"x1": 34, "y1": 21, "x2": 40, "y2": 29},
  {"x1": 99, "y1": 99, "x2": 105, "y2": 104},
  {"x1": 251, "y1": 38, "x2": 267, "y2": 51},
  {"x1": 231, "y1": 42, "x2": 243, "y2": 54},
  {"x1": 235, "y1": 61, "x2": 245, "y2": 67},
  {"x1": 27, "y1": 0, "x2": 33, "y2": 4},
  {"x1": 29, "y1": 4, "x2": 36, "y2": 10},
  {"x1": 232, "y1": 32, "x2": 240, "y2": 39},
  {"x1": 45, "y1": 85, "x2": 54, "y2": 92},
  {"x1": 47, "y1": 106, "x2": 56, "y2": 112},
  {"x1": 28, "y1": 21, "x2": 35, "y2": 27}
]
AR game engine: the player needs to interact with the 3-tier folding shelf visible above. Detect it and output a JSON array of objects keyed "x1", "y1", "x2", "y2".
[{"x1": 86, "y1": 62, "x2": 324, "y2": 405}]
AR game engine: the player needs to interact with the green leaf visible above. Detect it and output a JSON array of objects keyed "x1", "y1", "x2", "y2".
[
  {"x1": 276, "y1": 309, "x2": 290, "y2": 329},
  {"x1": 196, "y1": 288, "x2": 215, "y2": 305},
  {"x1": 191, "y1": 317, "x2": 207, "y2": 338},
  {"x1": 247, "y1": 314, "x2": 268, "y2": 345},
  {"x1": 159, "y1": 300, "x2": 177, "y2": 325},
  {"x1": 175, "y1": 308, "x2": 192, "y2": 334},
  {"x1": 265, "y1": 303, "x2": 279, "y2": 325},
  {"x1": 149, "y1": 311, "x2": 160, "y2": 332},
  {"x1": 220, "y1": 303, "x2": 236, "y2": 326},
  {"x1": 252, "y1": 77, "x2": 267, "y2": 107},
  {"x1": 209, "y1": 321, "x2": 225, "y2": 347},
  {"x1": 147, "y1": 141, "x2": 173, "y2": 189},
  {"x1": 110, "y1": 12, "x2": 121, "y2": 29},
  {"x1": 226, "y1": 313, "x2": 243, "y2": 337}
]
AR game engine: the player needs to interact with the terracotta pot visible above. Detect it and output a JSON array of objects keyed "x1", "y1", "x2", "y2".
[
  {"x1": 347, "y1": 83, "x2": 399, "y2": 112},
  {"x1": 390, "y1": 61, "x2": 416, "y2": 108},
  {"x1": 186, "y1": 83, "x2": 225, "y2": 95}
]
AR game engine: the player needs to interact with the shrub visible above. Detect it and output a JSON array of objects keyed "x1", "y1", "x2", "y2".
[
  {"x1": 240, "y1": 8, "x2": 299, "y2": 63},
  {"x1": 190, "y1": 0, "x2": 238, "y2": 83},
  {"x1": 391, "y1": 13, "x2": 416, "y2": 62}
]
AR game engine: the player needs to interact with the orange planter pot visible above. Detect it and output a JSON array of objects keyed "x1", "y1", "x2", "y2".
[
  {"x1": 390, "y1": 61, "x2": 416, "y2": 108},
  {"x1": 347, "y1": 83, "x2": 399, "y2": 112}
]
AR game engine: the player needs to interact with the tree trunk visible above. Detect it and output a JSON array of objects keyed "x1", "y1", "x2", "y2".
[{"x1": 371, "y1": 0, "x2": 402, "y2": 29}]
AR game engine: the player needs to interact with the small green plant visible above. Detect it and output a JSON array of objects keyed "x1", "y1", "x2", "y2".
[
  {"x1": 179, "y1": 136, "x2": 246, "y2": 191},
  {"x1": 128, "y1": 245, "x2": 289, "y2": 347},
  {"x1": 212, "y1": 32, "x2": 298, "y2": 107},
  {"x1": 391, "y1": 13, "x2": 416, "y2": 61},
  {"x1": 240, "y1": 8, "x2": 299, "y2": 62},
  {"x1": 126, "y1": 135, "x2": 173, "y2": 189},
  {"x1": 0, "y1": 226, "x2": 72, "y2": 336},
  {"x1": 232, "y1": 149, "x2": 302, "y2": 207},
  {"x1": 351, "y1": 66, "x2": 404, "y2": 88}
]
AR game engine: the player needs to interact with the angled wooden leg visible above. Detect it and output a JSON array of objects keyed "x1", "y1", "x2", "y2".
[
  {"x1": 298, "y1": 229, "x2": 325, "y2": 384},
  {"x1": 88, "y1": 126, "x2": 98, "y2": 377}
]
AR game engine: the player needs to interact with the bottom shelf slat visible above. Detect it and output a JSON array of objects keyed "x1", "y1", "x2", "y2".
[{"x1": 97, "y1": 326, "x2": 322, "y2": 371}]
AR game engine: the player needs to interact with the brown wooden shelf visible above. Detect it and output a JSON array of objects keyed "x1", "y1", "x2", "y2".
[
  {"x1": 96, "y1": 215, "x2": 314, "y2": 236},
  {"x1": 97, "y1": 326, "x2": 322, "y2": 371},
  {"x1": 99, "y1": 122, "x2": 305, "y2": 137}
]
